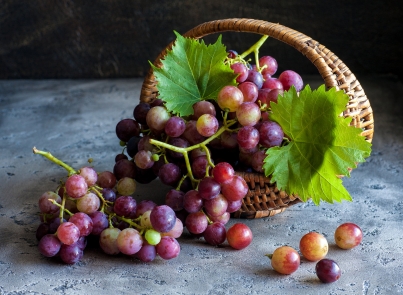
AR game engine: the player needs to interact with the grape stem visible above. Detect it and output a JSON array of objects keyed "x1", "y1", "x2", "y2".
[
  {"x1": 33, "y1": 147, "x2": 77, "y2": 176},
  {"x1": 48, "y1": 198, "x2": 74, "y2": 218},
  {"x1": 91, "y1": 186, "x2": 113, "y2": 212},
  {"x1": 239, "y1": 35, "x2": 269, "y2": 70},
  {"x1": 113, "y1": 214, "x2": 143, "y2": 231},
  {"x1": 149, "y1": 120, "x2": 237, "y2": 183}
]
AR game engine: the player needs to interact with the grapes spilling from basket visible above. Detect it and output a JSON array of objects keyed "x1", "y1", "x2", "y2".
[{"x1": 113, "y1": 47, "x2": 303, "y2": 246}]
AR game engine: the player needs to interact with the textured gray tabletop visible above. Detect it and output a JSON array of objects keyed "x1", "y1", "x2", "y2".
[{"x1": 0, "y1": 76, "x2": 402, "y2": 295}]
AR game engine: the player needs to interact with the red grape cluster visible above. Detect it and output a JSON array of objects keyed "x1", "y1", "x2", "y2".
[
  {"x1": 266, "y1": 223, "x2": 363, "y2": 283},
  {"x1": 34, "y1": 148, "x2": 183, "y2": 264}
]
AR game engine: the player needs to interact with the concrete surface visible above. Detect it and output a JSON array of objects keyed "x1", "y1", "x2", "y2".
[{"x1": 0, "y1": 75, "x2": 402, "y2": 295}]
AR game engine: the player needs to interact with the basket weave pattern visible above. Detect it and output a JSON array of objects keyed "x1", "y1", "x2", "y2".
[{"x1": 140, "y1": 18, "x2": 374, "y2": 219}]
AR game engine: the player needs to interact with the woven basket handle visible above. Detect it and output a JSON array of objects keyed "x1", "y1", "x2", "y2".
[{"x1": 140, "y1": 18, "x2": 374, "y2": 142}]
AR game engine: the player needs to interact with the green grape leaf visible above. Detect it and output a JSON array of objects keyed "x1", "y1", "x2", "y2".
[
  {"x1": 150, "y1": 31, "x2": 237, "y2": 117},
  {"x1": 263, "y1": 85, "x2": 372, "y2": 205}
]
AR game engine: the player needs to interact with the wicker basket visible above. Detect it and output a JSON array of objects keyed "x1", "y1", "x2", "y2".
[{"x1": 140, "y1": 18, "x2": 374, "y2": 219}]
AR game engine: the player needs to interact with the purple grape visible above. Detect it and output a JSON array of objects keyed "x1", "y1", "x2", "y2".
[
  {"x1": 69, "y1": 212, "x2": 93, "y2": 237},
  {"x1": 230, "y1": 63, "x2": 248, "y2": 83},
  {"x1": 198, "y1": 177, "x2": 221, "y2": 200},
  {"x1": 183, "y1": 190, "x2": 203, "y2": 213},
  {"x1": 134, "y1": 150, "x2": 154, "y2": 169},
  {"x1": 135, "y1": 200, "x2": 157, "y2": 217},
  {"x1": 220, "y1": 130, "x2": 238, "y2": 149},
  {"x1": 79, "y1": 166, "x2": 98, "y2": 187},
  {"x1": 203, "y1": 222, "x2": 227, "y2": 246},
  {"x1": 227, "y1": 50, "x2": 238, "y2": 58},
  {"x1": 89, "y1": 211, "x2": 109, "y2": 235},
  {"x1": 38, "y1": 191, "x2": 61, "y2": 214},
  {"x1": 116, "y1": 118, "x2": 141, "y2": 142},
  {"x1": 258, "y1": 120, "x2": 284, "y2": 148},
  {"x1": 191, "y1": 155, "x2": 210, "y2": 179},
  {"x1": 38, "y1": 234, "x2": 62, "y2": 257},
  {"x1": 262, "y1": 77, "x2": 283, "y2": 91},
  {"x1": 167, "y1": 137, "x2": 189, "y2": 159},
  {"x1": 179, "y1": 177, "x2": 192, "y2": 193},
  {"x1": 101, "y1": 188, "x2": 116, "y2": 202},
  {"x1": 113, "y1": 159, "x2": 136, "y2": 180},
  {"x1": 278, "y1": 70, "x2": 304, "y2": 91},
  {"x1": 165, "y1": 116, "x2": 186, "y2": 137},
  {"x1": 237, "y1": 126, "x2": 260, "y2": 150},
  {"x1": 158, "y1": 163, "x2": 182, "y2": 186},
  {"x1": 65, "y1": 175, "x2": 88, "y2": 199},
  {"x1": 259, "y1": 55, "x2": 278, "y2": 76},
  {"x1": 251, "y1": 149, "x2": 266, "y2": 173},
  {"x1": 165, "y1": 189, "x2": 185, "y2": 211},
  {"x1": 204, "y1": 194, "x2": 228, "y2": 217},
  {"x1": 76, "y1": 236, "x2": 87, "y2": 251},
  {"x1": 238, "y1": 81, "x2": 259, "y2": 103},
  {"x1": 185, "y1": 212, "x2": 208, "y2": 234},
  {"x1": 36, "y1": 223, "x2": 50, "y2": 241},
  {"x1": 59, "y1": 243, "x2": 83, "y2": 264},
  {"x1": 114, "y1": 196, "x2": 137, "y2": 219},
  {"x1": 245, "y1": 70, "x2": 264, "y2": 89},
  {"x1": 150, "y1": 205, "x2": 176, "y2": 233},
  {"x1": 192, "y1": 101, "x2": 217, "y2": 119},
  {"x1": 133, "y1": 102, "x2": 151, "y2": 125},
  {"x1": 150, "y1": 98, "x2": 163, "y2": 107},
  {"x1": 115, "y1": 153, "x2": 128, "y2": 163},
  {"x1": 135, "y1": 243, "x2": 157, "y2": 262},
  {"x1": 155, "y1": 236, "x2": 180, "y2": 260},
  {"x1": 96, "y1": 171, "x2": 117, "y2": 189},
  {"x1": 48, "y1": 217, "x2": 66, "y2": 234},
  {"x1": 257, "y1": 88, "x2": 272, "y2": 105},
  {"x1": 315, "y1": 259, "x2": 341, "y2": 283},
  {"x1": 226, "y1": 199, "x2": 243, "y2": 213},
  {"x1": 208, "y1": 211, "x2": 230, "y2": 225}
]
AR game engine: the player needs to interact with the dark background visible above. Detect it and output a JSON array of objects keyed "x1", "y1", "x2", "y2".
[{"x1": 1, "y1": 0, "x2": 402, "y2": 80}]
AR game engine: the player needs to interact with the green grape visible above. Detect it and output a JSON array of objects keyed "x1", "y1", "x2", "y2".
[
  {"x1": 145, "y1": 229, "x2": 162, "y2": 246},
  {"x1": 117, "y1": 177, "x2": 136, "y2": 196}
]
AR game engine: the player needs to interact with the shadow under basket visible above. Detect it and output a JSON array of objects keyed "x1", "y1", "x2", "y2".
[{"x1": 139, "y1": 18, "x2": 374, "y2": 219}]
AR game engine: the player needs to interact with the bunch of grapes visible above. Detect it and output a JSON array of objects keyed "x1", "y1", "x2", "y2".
[
  {"x1": 34, "y1": 148, "x2": 182, "y2": 264},
  {"x1": 112, "y1": 50, "x2": 303, "y2": 247}
]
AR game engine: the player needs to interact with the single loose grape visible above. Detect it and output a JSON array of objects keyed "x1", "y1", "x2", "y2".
[
  {"x1": 267, "y1": 246, "x2": 300, "y2": 275},
  {"x1": 299, "y1": 231, "x2": 329, "y2": 261},
  {"x1": 334, "y1": 222, "x2": 363, "y2": 249},
  {"x1": 226, "y1": 223, "x2": 253, "y2": 250},
  {"x1": 316, "y1": 259, "x2": 341, "y2": 283}
]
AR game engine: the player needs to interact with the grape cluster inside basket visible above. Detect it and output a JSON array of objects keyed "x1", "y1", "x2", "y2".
[{"x1": 139, "y1": 18, "x2": 374, "y2": 219}]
